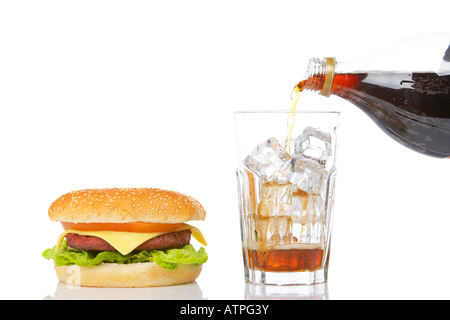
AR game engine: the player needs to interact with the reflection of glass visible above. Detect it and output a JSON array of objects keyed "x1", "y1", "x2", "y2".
[
  {"x1": 245, "y1": 283, "x2": 329, "y2": 300},
  {"x1": 235, "y1": 111, "x2": 340, "y2": 285},
  {"x1": 47, "y1": 281, "x2": 205, "y2": 300}
]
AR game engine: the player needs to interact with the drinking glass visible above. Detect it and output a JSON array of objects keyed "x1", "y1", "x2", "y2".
[{"x1": 235, "y1": 111, "x2": 340, "y2": 285}]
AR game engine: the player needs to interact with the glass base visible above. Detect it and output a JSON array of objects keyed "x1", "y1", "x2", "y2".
[
  {"x1": 245, "y1": 282, "x2": 329, "y2": 300},
  {"x1": 245, "y1": 267, "x2": 327, "y2": 286}
]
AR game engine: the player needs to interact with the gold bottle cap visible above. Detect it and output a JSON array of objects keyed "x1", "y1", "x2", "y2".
[{"x1": 320, "y1": 57, "x2": 336, "y2": 97}]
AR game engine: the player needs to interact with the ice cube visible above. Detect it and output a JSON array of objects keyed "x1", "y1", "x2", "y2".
[
  {"x1": 254, "y1": 215, "x2": 293, "y2": 245},
  {"x1": 257, "y1": 182, "x2": 293, "y2": 217},
  {"x1": 256, "y1": 183, "x2": 294, "y2": 245},
  {"x1": 268, "y1": 216, "x2": 293, "y2": 245},
  {"x1": 292, "y1": 190, "x2": 326, "y2": 244},
  {"x1": 308, "y1": 194, "x2": 326, "y2": 243},
  {"x1": 292, "y1": 189, "x2": 309, "y2": 224},
  {"x1": 289, "y1": 155, "x2": 328, "y2": 194},
  {"x1": 244, "y1": 137, "x2": 292, "y2": 183},
  {"x1": 294, "y1": 127, "x2": 332, "y2": 164}
]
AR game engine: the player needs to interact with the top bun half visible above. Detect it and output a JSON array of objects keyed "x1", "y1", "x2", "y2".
[{"x1": 48, "y1": 188, "x2": 206, "y2": 224}]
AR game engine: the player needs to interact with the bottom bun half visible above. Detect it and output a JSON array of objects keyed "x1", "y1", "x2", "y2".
[{"x1": 55, "y1": 262, "x2": 202, "y2": 288}]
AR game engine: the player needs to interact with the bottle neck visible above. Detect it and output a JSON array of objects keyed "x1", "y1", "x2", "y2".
[{"x1": 304, "y1": 57, "x2": 336, "y2": 97}]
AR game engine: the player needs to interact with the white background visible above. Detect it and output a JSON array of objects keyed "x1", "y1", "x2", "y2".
[{"x1": 1, "y1": 0, "x2": 449, "y2": 300}]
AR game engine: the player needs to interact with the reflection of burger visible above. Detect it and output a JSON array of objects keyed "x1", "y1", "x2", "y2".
[{"x1": 43, "y1": 188, "x2": 208, "y2": 287}]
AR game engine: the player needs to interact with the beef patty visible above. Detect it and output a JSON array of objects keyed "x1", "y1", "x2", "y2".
[{"x1": 66, "y1": 229, "x2": 192, "y2": 252}]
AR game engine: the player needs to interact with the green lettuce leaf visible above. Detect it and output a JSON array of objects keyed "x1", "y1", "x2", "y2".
[{"x1": 42, "y1": 240, "x2": 207, "y2": 271}]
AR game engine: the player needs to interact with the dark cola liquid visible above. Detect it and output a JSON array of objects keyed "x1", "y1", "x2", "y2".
[{"x1": 330, "y1": 72, "x2": 450, "y2": 158}]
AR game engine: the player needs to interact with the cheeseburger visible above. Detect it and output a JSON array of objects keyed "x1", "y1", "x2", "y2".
[{"x1": 43, "y1": 188, "x2": 208, "y2": 287}]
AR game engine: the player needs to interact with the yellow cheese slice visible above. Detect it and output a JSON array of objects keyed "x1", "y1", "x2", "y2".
[{"x1": 56, "y1": 223, "x2": 207, "y2": 256}]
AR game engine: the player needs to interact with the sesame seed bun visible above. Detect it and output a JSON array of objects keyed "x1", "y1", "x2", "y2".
[{"x1": 48, "y1": 188, "x2": 206, "y2": 223}]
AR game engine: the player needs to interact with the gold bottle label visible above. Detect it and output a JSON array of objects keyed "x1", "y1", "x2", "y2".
[{"x1": 320, "y1": 57, "x2": 336, "y2": 97}]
